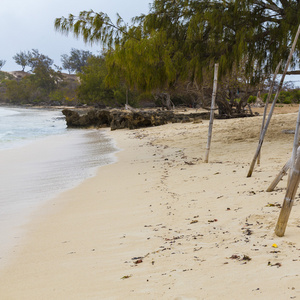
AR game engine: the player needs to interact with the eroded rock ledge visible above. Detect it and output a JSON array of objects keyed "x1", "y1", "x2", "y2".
[{"x1": 62, "y1": 109, "x2": 211, "y2": 130}]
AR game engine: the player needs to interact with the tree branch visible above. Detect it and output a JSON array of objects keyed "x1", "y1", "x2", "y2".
[{"x1": 252, "y1": 0, "x2": 284, "y2": 15}]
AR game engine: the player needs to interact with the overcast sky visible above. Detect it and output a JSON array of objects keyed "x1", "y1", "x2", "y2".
[{"x1": 0, "y1": 0, "x2": 151, "y2": 72}]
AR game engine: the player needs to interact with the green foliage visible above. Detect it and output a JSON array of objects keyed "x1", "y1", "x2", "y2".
[
  {"x1": 262, "y1": 93, "x2": 277, "y2": 103},
  {"x1": 61, "y1": 48, "x2": 92, "y2": 73},
  {"x1": 279, "y1": 89, "x2": 300, "y2": 104},
  {"x1": 0, "y1": 49, "x2": 82, "y2": 106},
  {"x1": 0, "y1": 71, "x2": 13, "y2": 82},
  {"x1": 3, "y1": 73, "x2": 79, "y2": 105},
  {"x1": 247, "y1": 95, "x2": 257, "y2": 104},
  {"x1": 54, "y1": 1, "x2": 300, "y2": 112},
  {"x1": 77, "y1": 55, "x2": 114, "y2": 104},
  {"x1": 113, "y1": 89, "x2": 139, "y2": 107},
  {"x1": 31, "y1": 62, "x2": 61, "y2": 93},
  {"x1": 55, "y1": 10, "x2": 130, "y2": 48},
  {"x1": 27, "y1": 49, "x2": 54, "y2": 71},
  {"x1": 2, "y1": 63, "x2": 78, "y2": 105},
  {"x1": 49, "y1": 90, "x2": 65, "y2": 102},
  {"x1": 282, "y1": 97, "x2": 292, "y2": 104},
  {"x1": 4, "y1": 76, "x2": 34, "y2": 103},
  {"x1": 55, "y1": 1, "x2": 300, "y2": 86},
  {"x1": 13, "y1": 51, "x2": 31, "y2": 71},
  {"x1": 262, "y1": 89, "x2": 300, "y2": 104}
]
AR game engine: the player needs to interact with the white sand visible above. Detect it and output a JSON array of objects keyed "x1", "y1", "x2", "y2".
[{"x1": 0, "y1": 109, "x2": 299, "y2": 299}]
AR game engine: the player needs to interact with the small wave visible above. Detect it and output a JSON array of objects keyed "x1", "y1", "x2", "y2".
[
  {"x1": 0, "y1": 107, "x2": 21, "y2": 117},
  {"x1": 0, "y1": 131, "x2": 14, "y2": 139}
]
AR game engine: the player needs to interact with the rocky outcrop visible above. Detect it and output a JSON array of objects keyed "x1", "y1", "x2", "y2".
[{"x1": 62, "y1": 109, "x2": 210, "y2": 130}]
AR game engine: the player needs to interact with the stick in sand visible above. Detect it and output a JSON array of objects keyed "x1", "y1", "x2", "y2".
[
  {"x1": 287, "y1": 103, "x2": 300, "y2": 184},
  {"x1": 247, "y1": 24, "x2": 300, "y2": 177},
  {"x1": 204, "y1": 63, "x2": 219, "y2": 163},
  {"x1": 257, "y1": 61, "x2": 282, "y2": 165},
  {"x1": 267, "y1": 103, "x2": 300, "y2": 192},
  {"x1": 266, "y1": 158, "x2": 292, "y2": 192},
  {"x1": 275, "y1": 146, "x2": 300, "y2": 237}
]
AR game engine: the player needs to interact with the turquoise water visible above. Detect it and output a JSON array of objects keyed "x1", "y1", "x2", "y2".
[
  {"x1": 0, "y1": 106, "x2": 119, "y2": 265},
  {"x1": 0, "y1": 107, "x2": 67, "y2": 149}
]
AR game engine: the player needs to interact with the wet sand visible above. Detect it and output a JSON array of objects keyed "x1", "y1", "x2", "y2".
[
  {"x1": 0, "y1": 106, "x2": 299, "y2": 299},
  {"x1": 0, "y1": 129, "x2": 117, "y2": 268}
]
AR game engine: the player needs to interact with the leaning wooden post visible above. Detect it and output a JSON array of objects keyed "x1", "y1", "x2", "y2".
[
  {"x1": 257, "y1": 61, "x2": 282, "y2": 165},
  {"x1": 287, "y1": 103, "x2": 300, "y2": 184},
  {"x1": 247, "y1": 24, "x2": 300, "y2": 177},
  {"x1": 204, "y1": 63, "x2": 219, "y2": 163},
  {"x1": 275, "y1": 146, "x2": 300, "y2": 237},
  {"x1": 266, "y1": 158, "x2": 292, "y2": 192},
  {"x1": 268, "y1": 104, "x2": 300, "y2": 192}
]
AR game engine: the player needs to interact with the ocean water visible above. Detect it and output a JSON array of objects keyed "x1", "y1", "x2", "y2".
[
  {"x1": 0, "y1": 107, "x2": 67, "y2": 149},
  {"x1": 0, "y1": 106, "x2": 119, "y2": 266}
]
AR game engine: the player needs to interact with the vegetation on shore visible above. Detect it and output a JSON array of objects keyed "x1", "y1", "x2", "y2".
[{"x1": 1, "y1": 1, "x2": 300, "y2": 114}]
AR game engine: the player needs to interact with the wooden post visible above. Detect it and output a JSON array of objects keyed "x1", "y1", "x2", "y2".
[
  {"x1": 257, "y1": 61, "x2": 282, "y2": 165},
  {"x1": 266, "y1": 158, "x2": 292, "y2": 192},
  {"x1": 267, "y1": 104, "x2": 300, "y2": 192},
  {"x1": 247, "y1": 24, "x2": 300, "y2": 177},
  {"x1": 204, "y1": 63, "x2": 219, "y2": 163},
  {"x1": 275, "y1": 146, "x2": 300, "y2": 237},
  {"x1": 287, "y1": 103, "x2": 300, "y2": 183}
]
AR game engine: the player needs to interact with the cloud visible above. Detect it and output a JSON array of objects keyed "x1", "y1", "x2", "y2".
[{"x1": 0, "y1": 0, "x2": 150, "y2": 71}]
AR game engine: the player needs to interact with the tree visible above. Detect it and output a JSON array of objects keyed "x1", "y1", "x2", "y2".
[
  {"x1": 27, "y1": 49, "x2": 54, "y2": 71},
  {"x1": 61, "y1": 48, "x2": 92, "y2": 73},
  {"x1": 13, "y1": 51, "x2": 31, "y2": 71},
  {"x1": 76, "y1": 55, "x2": 114, "y2": 104},
  {"x1": 31, "y1": 61, "x2": 62, "y2": 93},
  {"x1": 55, "y1": 6, "x2": 192, "y2": 109},
  {"x1": 4, "y1": 76, "x2": 34, "y2": 103},
  {"x1": 61, "y1": 54, "x2": 72, "y2": 74},
  {"x1": 0, "y1": 60, "x2": 6, "y2": 70},
  {"x1": 55, "y1": 1, "x2": 300, "y2": 112},
  {"x1": 5, "y1": 49, "x2": 64, "y2": 104},
  {"x1": 183, "y1": 0, "x2": 300, "y2": 79}
]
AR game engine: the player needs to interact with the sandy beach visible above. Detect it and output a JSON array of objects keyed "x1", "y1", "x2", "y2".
[{"x1": 0, "y1": 105, "x2": 300, "y2": 299}]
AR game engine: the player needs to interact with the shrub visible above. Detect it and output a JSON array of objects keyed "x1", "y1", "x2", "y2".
[
  {"x1": 282, "y1": 97, "x2": 292, "y2": 104},
  {"x1": 262, "y1": 93, "x2": 276, "y2": 102},
  {"x1": 247, "y1": 95, "x2": 257, "y2": 103}
]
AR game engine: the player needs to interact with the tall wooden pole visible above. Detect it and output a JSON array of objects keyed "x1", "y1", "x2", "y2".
[
  {"x1": 204, "y1": 63, "x2": 219, "y2": 163},
  {"x1": 247, "y1": 24, "x2": 300, "y2": 177},
  {"x1": 275, "y1": 146, "x2": 300, "y2": 237},
  {"x1": 257, "y1": 61, "x2": 282, "y2": 165}
]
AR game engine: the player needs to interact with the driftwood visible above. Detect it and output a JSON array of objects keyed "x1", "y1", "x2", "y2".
[{"x1": 204, "y1": 63, "x2": 219, "y2": 163}]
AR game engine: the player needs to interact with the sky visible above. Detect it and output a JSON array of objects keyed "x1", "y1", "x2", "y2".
[
  {"x1": 0, "y1": 0, "x2": 151, "y2": 72},
  {"x1": 1, "y1": 0, "x2": 300, "y2": 86}
]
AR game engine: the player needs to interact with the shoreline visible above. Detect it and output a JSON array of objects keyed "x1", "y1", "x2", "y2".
[
  {"x1": 0, "y1": 112, "x2": 300, "y2": 299},
  {"x1": 0, "y1": 127, "x2": 118, "y2": 269}
]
